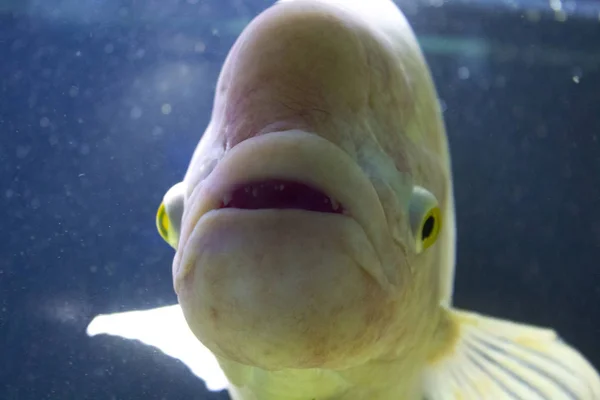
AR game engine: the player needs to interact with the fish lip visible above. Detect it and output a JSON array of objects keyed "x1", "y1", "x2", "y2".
[{"x1": 176, "y1": 130, "x2": 396, "y2": 290}]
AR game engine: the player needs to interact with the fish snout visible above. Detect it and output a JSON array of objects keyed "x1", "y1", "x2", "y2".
[{"x1": 173, "y1": 131, "x2": 400, "y2": 369}]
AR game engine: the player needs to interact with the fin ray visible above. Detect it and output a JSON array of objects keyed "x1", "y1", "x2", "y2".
[
  {"x1": 469, "y1": 329, "x2": 583, "y2": 397},
  {"x1": 464, "y1": 333, "x2": 546, "y2": 399},
  {"x1": 423, "y1": 309, "x2": 600, "y2": 400}
]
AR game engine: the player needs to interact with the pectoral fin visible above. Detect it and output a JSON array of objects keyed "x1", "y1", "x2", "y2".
[
  {"x1": 423, "y1": 309, "x2": 600, "y2": 400},
  {"x1": 86, "y1": 305, "x2": 228, "y2": 392}
]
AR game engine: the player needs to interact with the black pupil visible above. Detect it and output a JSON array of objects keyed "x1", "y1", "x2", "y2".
[{"x1": 422, "y1": 216, "x2": 435, "y2": 239}]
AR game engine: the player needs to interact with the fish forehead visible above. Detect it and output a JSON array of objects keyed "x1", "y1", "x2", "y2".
[
  {"x1": 187, "y1": 0, "x2": 447, "y2": 186},
  {"x1": 216, "y1": 2, "x2": 392, "y2": 150}
]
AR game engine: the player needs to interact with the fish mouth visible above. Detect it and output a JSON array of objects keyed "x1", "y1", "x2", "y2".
[
  {"x1": 175, "y1": 130, "x2": 398, "y2": 291},
  {"x1": 219, "y1": 179, "x2": 346, "y2": 214}
]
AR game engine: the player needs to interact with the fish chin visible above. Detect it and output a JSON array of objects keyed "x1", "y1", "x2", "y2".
[{"x1": 175, "y1": 208, "x2": 396, "y2": 370}]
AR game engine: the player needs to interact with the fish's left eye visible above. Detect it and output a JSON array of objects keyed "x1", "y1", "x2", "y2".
[
  {"x1": 409, "y1": 186, "x2": 442, "y2": 254},
  {"x1": 155, "y1": 182, "x2": 186, "y2": 249}
]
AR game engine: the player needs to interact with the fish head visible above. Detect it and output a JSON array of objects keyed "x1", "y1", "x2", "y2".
[{"x1": 156, "y1": 0, "x2": 454, "y2": 371}]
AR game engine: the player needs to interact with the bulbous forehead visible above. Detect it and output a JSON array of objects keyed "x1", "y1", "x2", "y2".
[{"x1": 187, "y1": 0, "x2": 448, "y2": 195}]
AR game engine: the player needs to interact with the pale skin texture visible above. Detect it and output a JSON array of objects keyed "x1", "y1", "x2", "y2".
[{"x1": 173, "y1": 0, "x2": 457, "y2": 398}]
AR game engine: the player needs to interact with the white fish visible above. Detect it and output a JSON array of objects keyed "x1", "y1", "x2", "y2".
[{"x1": 88, "y1": 0, "x2": 600, "y2": 398}]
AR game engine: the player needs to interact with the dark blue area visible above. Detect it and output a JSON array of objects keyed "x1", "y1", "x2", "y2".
[{"x1": 1, "y1": 1, "x2": 599, "y2": 399}]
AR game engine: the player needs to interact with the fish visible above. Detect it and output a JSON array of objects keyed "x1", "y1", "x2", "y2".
[{"x1": 87, "y1": 0, "x2": 600, "y2": 399}]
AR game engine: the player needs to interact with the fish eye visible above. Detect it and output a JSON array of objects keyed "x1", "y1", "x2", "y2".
[
  {"x1": 156, "y1": 202, "x2": 173, "y2": 246},
  {"x1": 155, "y1": 182, "x2": 186, "y2": 249},
  {"x1": 409, "y1": 186, "x2": 442, "y2": 254}
]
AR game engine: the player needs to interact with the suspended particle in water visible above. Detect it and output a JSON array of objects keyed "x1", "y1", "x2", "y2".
[
  {"x1": 161, "y1": 104, "x2": 172, "y2": 115},
  {"x1": 130, "y1": 106, "x2": 143, "y2": 119}
]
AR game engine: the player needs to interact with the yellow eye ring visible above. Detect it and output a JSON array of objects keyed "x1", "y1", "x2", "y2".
[
  {"x1": 156, "y1": 202, "x2": 171, "y2": 245},
  {"x1": 155, "y1": 182, "x2": 186, "y2": 250},
  {"x1": 420, "y1": 205, "x2": 441, "y2": 251},
  {"x1": 409, "y1": 186, "x2": 442, "y2": 254}
]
